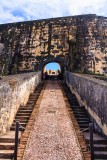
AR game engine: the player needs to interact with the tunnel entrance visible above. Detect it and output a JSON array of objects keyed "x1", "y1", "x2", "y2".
[{"x1": 42, "y1": 62, "x2": 63, "y2": 80}]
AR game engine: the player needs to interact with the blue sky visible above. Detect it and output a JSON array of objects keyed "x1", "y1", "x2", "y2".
[
  {"x1": 0, "y1": 0, "x2": 106, "y2": 24},
  {"x1": 45, "y1": 62, "x2": 60, "y2": 71}
]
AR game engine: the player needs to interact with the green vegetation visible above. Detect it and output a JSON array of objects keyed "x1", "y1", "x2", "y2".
[
  {"x1": 68, "y1": 38, "x2": 81, "y2": 72},
  {"x1": 72, "y1": 70, "x2": 107, "y2": 81}
]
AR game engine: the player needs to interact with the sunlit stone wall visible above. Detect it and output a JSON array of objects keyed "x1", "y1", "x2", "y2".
[
  {"x1": 0, "y1": 72, "x2": 41, "y2": 135},
  {"x1": 0, "y1": 14, "x2": 106, "y2": 75}
]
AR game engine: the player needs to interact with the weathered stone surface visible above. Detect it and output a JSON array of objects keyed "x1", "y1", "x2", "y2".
[
  {"x1": 0, "y1": 72, "x2": 41, "y2": 135},
  {"x1": 23, "y1": 81, "x2": 83, "y2": 160},
  {"x1": 0, "y1": 14, "x2": 106, "y2": 75},
  {"x1": 66, "y1": 71, "x2": 107, "y2": 136}
]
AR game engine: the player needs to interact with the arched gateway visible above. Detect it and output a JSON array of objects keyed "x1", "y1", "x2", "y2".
[{"x1": 39, "y1": 57, "x2": 65, "y2": 80}]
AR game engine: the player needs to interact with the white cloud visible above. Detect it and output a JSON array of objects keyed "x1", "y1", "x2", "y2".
[
  {"x1": 67, "y1": 0, "x2": 107, "y2": 16},
  {"x1": 0, "y1": 0, "x2": 106, "y2": 24}
]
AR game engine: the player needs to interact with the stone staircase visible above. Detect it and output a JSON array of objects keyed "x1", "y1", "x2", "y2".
[
  {"x1": 62, "y1": 83, "x2": 107, "y2": 160},
  {"x1": 85, "y1": 132, "x2": 107, "y2": 159},
  {"x1": 10, "y1": 93, "x2": 40, "y2": 131},
  {"x1": 0, "y1": 131, "x2": 21, "y2": 159},
  {"x1": 0, "y1": 82, "x2": 44, "y2": 159}
]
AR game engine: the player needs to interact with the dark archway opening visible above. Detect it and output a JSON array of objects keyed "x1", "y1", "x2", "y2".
[{"x1": 42, "y1": 62, "x2": 64, "y2": 80}]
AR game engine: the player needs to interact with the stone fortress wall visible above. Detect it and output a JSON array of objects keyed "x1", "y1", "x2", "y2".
[
  {"x1": 0, "y1": 72, "x2": 41, "y2": 135},
  {"x1": 66, "y1": 71, "x2": 107, "y2": 136},
  {"x1": 0, "y1": 14, "x2": 107, "y2": 75}
]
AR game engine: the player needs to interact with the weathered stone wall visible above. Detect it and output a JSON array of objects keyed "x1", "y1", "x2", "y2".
[
  {"x1": 66, "y1": 71, "x2": 107, "y2": 136},
  {"x1": 0, "y1": 14, "x2": 106, "y2": 75},
  {"x1": 0, "y1": 16, "x2": 75, "y2": 74},
  {"x1": 0, "y1": 72, "x2": 41, "y2": 135},
  {"x1": 77, "y1": 16, "x2": 107, "y2": 74}
]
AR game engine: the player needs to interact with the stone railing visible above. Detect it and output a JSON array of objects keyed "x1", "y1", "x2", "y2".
[
  {"x1": 66, "y1": 71, "x2": 107, "y2": 136},
  {"x1": 0, "y1": 72, "x2": 41, "y2": 135}
]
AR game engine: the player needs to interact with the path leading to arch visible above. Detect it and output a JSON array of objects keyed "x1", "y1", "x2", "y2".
[{"x1": 23, "y1": 81, "x2": 83, "y2": 160}]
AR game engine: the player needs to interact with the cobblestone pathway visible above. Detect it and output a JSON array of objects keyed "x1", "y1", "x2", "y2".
[{"x1": 23, "y1": 81, "x2": 83, "y2": 160}]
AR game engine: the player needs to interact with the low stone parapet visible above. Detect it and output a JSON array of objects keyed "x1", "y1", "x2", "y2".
[
  {"x1": 0, "y1": 72, "x2": 41, "y2": 135},
  {"x1": 66, "y1": 71, "x2": 107, "y2": 136}
]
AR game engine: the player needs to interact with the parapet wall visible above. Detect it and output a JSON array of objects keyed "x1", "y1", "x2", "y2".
[
  {"x1": 0, "y1": 72, "x2": 41, "y2": 135},
  {"x1": 66, "y1": 71, "x2": 107, "y2": 136}
]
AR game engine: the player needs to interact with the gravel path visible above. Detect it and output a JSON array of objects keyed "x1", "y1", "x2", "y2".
[{"x1": 23, "y1": 81, "x2": 83, "y2": 160}]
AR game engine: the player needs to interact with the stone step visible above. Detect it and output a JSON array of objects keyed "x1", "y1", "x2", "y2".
[
  {"x1": 94, "y1": 151, "x2": 107, "y2": 159},
  {"x1": 70, "y1": 102, "x2": 79, "y2": 106},
  {"x1": 10, "y1": 126, "x2": 24, "y2": 131},
  {"x1": 0, "y1": 131, "x2": 21, "y2": 143},
  {"x1": 30, "y1": 93, "x2": 40, "y2": 95},
  {"x1": 14, "y1": 119, "x2": 28, "y2": 123},
  {"x1": 12, "y1": 122, "x2": 26, "y2": 127},
  {"x1": 0, "y1": 159, "x2": 12, "y2": 160},
  {"x1": 30, "y1": 92, "x2": 40, "y2": 95},
  {"x1": 17, "y1": 110, "x2": 32, "y2": 113},
  {"x1": 15, "y1": 116, "x2": 30, "y2": 120},
  {"x1": 80, "y1": 128, "x2": 89, "y2": 131},
  {"x1": 72, "y1": 105, "x2": 86, "y2": 111},
  {"x1": 88, "y1": 144, "x2": 107, "y2": 151},
  {"x1": 0, "y1": 138, "x2": 15, "y2": 143},
  {"x1": 76, "y1": 118, "x2": 90, "y2": 122},
  {"x1": 74, "y1": 114, "x2": 88, "y2": 117},
  {"x1": 86, "y1": 139, "x2": 107, "y2": 144},
  {"x1": 29, "y1": 93, "x2": 40, "y2": 100},
  {"x1": 68, "y1": 100, "x2": 77, "y2": 103},
  {"x1": 77, "y1": 121, "x2": 90, "y2": 124},
  {"x1": 73, "y1": 111, "x2": 87, "y2": 114},
  {"x1": 72, "y1": 106, "x2": 86, "y2": 108},
  {"x1": 72, "y1": 106, "x2": 83, "y2": 109},
  {"x1": 28, "y1": 98, "x2": 37, "y2": 101},
  {"x1": 73, "y1": 111, "x2": 88, "y2": 114},
  {"x1": 72, "y1": 108, "x2": 86, "y2": 111},
  {"x1": 27, "y1": 101, "x2": 35, "y2": 105},
  {"x1": 94, "y1": 159, "x2": 107, "y2": 160},
  {"x1": 31, "y1": 92, "x2": 39, "y2": 95},
  {"x1": 69, "y1": 100, "x2": 79, "y2": 104},
  {"x1": 68, "y1": 98, "x2": 78, "y2": 101},
  {"x1": 29, "y1": 95, "x2": 39, "y2": 99},
  {"x1": 18, "y1": 108, "x2": 33, "y2": 111},
  {"x1": 94, "y1": 146, "x2": 107, "y2": 151},
  {"x1": 84, "y1": 132, "x2": 107, "y2": 144},
  {"x1": 28, "y1": 100, "x2": 37, "y2": 103},
  {"x1": 0, "y1": 150, "x2": 14, "y2": 159},
  {"x1": 0, "y1": 143, "x2": 14, "y2": 150},
  {"x1": 67, "y1": 96, "x2": 76, "y2": 99},
  {"x1": 19, "y1": 106, "x2": 34, "y2": 110},
  {"x1": 16, "y1": 112, "x2": 31, "y2": 116},
  {"x1": 79, "y1": 124, "x2": 89, "y2": 128}
]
